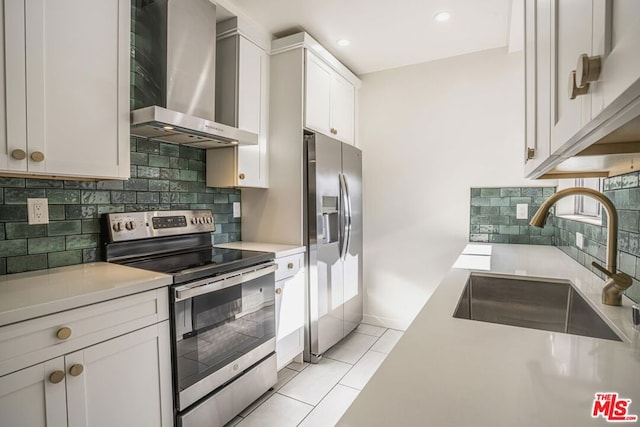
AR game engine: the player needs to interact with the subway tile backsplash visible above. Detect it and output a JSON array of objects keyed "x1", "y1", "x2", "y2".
[
  {"x1": 469, "y1": 187, "x2": 556, "y2": 245},
  {"x1": 470, "y1": 177, "x2": 640, "y2": 303},
  {"x1": 0, "y1": 138, "x2": 240, "y2": 275}
]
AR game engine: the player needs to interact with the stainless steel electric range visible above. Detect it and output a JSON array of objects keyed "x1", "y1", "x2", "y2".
[{"x1": 102, "y1": 210, "x2": 277, "y2": 427}]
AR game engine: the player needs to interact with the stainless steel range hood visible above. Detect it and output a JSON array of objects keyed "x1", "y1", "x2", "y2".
[
  {"x1": 131, "y1": 106, "x2": 257, "y2": 147},
  {"x1": 130, "y1": 0, "x2": 258, "y2": 148}
]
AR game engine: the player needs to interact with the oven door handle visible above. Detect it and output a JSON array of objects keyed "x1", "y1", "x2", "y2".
[{"x1": 174, "y1": 262, "x2": 277, "y2": 301}]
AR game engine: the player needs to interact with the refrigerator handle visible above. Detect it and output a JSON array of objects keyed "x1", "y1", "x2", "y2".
[
  {"x1": 339, "y1": 174, "x2": 352, "y2": 260},
  {"x1": 344, "y1": 174, "x2": 353, "y2": 258}
]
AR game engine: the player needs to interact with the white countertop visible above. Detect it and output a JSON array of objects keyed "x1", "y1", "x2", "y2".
[
  {"x1": 214, "y1": 241, "x2": 305, "y2": 258},
  {"x1": 0, "y1": 262, "x2": 172, "y2": 327},
  {"x1": 339, "y1": 244, "x2": 640, "y2": 427}
]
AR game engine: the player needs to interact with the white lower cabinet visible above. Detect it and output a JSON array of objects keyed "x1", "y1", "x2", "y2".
[
  {"x1": 0, "y1": 289, "x2": 173, "y2": 427},
  {"x1": 275, "y1": 252, "x2": 305, "y2": 371},
  {"x1": 0, "y1": 359, "x2": 67, "y2": 427}
]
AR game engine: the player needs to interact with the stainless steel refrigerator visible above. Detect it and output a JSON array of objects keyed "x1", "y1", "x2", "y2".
[{"x1": 305, "y1": 132, "x2": 363, "y2": 362}]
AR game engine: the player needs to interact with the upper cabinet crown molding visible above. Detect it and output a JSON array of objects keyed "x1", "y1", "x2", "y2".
[{"x1": 272, "y1": 32, "x2": 362, "y2": 89}]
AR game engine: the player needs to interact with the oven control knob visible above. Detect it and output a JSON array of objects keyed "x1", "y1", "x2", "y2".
[
  {"x1": 125, "y1": 221, "x2": 136, "y2": 231},
  {"x1": 198, "y1": 217, "x2": 205, "y2": 224},
  {"x1": 191, "y1": 217, "x2": 198, "y2": 225},
  {"x1": 112, "y1": 222, "x2": 123, "y2": 232},
  {"x1": 206, "y1": 217, "x2": 213, "y2": 224}
]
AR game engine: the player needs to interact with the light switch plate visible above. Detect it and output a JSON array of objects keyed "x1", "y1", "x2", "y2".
[
  {"x1": 233, "y1": 202, "x2": 241, "y2": 218},
  {"x1": 27, "y1": 198, "x2": 49, "y2": 224},
  {"x1": 516, "y1": 203, "x2": 528, "y2": 219},
  {"x1": 576, "y1": 232, "x2": 584, "y2": 249}
]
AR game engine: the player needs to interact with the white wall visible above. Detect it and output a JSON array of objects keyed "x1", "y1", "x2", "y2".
[{"x1": 359, "y1": 47, "x2": 554, "y2": 330}]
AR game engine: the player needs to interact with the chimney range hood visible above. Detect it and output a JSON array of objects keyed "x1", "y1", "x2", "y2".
[{"x1": 130, "y1": 0, "x2": 258, "y2": 148}]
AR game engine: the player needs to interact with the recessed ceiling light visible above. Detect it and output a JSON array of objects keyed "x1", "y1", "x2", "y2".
[
  {"x1": 162, "y1": 125, "x2": 174, "y2": 130},
  {"x1": 337, "y1": 39, "x2": 350, "y2": 47},
  {"x1": 433, "y1": 11, "x2": 452, "y2": 22}
]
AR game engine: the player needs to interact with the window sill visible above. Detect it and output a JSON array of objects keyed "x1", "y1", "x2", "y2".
[{"x1": 556, "y1": 214, "x2": 602, "y2": 227}]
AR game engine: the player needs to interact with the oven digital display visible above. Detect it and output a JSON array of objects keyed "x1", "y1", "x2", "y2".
[{"x1": 152, "y1": 216, "x2": 187, "y2": 229}]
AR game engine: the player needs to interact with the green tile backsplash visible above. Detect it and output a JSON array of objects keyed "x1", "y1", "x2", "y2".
[
  {"x1": 469, "y1": 187, "x2": 556, "y2": 245},
  {"x1": 469, "y1": 178, "x2": 640, "y2": 303},
  {"x1": 0, "y1": 138, "x2": 240, "y2": 275}
]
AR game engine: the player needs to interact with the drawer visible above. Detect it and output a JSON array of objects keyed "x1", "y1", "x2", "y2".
[
  {"x1": 275, "y1": 253, "x2": 304, "y2": 281},
  {"x1": 0, "y1": 288, "x2": 168, "y2": 376}
]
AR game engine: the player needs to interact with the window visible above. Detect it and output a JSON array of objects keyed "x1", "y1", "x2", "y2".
[{"x1": 555, "y1": 178, "x2": 603, "y2": 225}]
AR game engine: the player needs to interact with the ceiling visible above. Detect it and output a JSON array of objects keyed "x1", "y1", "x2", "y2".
[{"x1": 226, "y1": 0, "x2": 518, "y2": 75}]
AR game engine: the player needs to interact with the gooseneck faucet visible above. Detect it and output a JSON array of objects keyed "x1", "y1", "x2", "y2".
[{"x1": 530, "y1": 187, "x2": 632, "y2": 306}]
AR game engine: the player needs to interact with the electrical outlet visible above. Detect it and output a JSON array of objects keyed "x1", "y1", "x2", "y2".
[
  {"x1": 233, "y1": 202, "x2": 241, "y2": 218},
  {"x1": 27, "y1": 198, "x2": 49, "y2": 224},
  {"x1": 516, "y1": 203, "x2": 528, "y2": 219},
  {"x1": 576, "y1": 232, "x2": 584, "y2": 249}
]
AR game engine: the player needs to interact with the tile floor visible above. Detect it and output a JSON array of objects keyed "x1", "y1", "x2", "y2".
[{"x1": 224, "y1": 324, "x2": 404, "y2": 427}]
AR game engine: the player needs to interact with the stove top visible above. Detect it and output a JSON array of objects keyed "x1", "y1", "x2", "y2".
[
  {"x1": 102, "y1": 210, "x2": 274, "y2": 285},
  {"x1": 120, "y1": 247, "x2": 274, "y2": 284}
]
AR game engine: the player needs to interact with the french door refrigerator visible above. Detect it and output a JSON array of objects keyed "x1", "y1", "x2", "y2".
[{"x1": 305, "y1": 131, "x2": 363, "y2": 362}]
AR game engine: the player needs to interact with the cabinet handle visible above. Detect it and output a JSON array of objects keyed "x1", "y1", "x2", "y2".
[
  {"x1": 56, "y1": 327, "x2": 72, "y2": 340},
  {"x1": 330, "y1": 128, "x2": 338, "y2": 135},
  {"x1": 49, "y1": 370, "x2": 65, "y2": 384},
  {"x1": 30, "y1": 151, "x2": 45, "y2": 162},
  {"x1": 576, "y1": 54, "x2": 601, "y2": 88},
  {"x1": 275, "y1": 288, "x2": 282, "y2": 295},
  {"x1": 568, "y1": 71, "x2": 589, "y2": 100},
  {"x1": 287, "y1": 262, "x2": 294, "y2": 269},
  {"x1": 11, "y1": 149, "x2": 26, "y2": 160},
  {"x1": 239, "y1": 173, "x2": 245, "y2": 180},
  {"x1": 526, "y1": 148, "x2": 536, "y2": 161},
  {"x1": 69, "y1": 364, "x2": 84, "y2": 377}
]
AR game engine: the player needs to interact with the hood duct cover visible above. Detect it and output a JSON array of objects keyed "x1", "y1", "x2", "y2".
[{"x1": 130, "y1": 0, "x2": 258, "y2": 148}]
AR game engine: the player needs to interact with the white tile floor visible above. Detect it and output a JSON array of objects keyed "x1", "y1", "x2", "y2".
[{"x1": 226, "y1": 324, "x2": 404, "y2": 427}]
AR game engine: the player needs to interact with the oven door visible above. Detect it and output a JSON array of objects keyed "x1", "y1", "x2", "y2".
[{"x1": 172, "y1": 261, "x2": 277, "y2": 411}]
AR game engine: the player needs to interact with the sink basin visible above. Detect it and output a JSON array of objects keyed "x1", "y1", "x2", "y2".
[{"x1": 453, "y1": 273, "x2": 622, "y2": 342}]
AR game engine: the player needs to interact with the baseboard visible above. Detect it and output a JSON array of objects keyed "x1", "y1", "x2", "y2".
[{"x1": 362, "y1": 314, "x2": 408, "y2": 331}]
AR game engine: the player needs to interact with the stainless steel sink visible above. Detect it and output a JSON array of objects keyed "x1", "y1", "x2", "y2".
[{"x1": 453, "y1": 274, "x2": 622, "y2": 341}]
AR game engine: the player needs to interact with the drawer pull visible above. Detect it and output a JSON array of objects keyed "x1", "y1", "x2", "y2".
[
  {"x1": 49, "y1": 370, "x2": 65, "y2": 384},
  {"x1": 287, "y1": 262, "x2": 294, "y2": 269},
  {"x1": 56, "y1": 327, "x2": 72, "y2": 340},
  {"x1": 239, "y1": 173, "x2": 246, "y2": 180},
  {"x1": 69, "y1": 364, "x2": 84, "y2": 377},
  {"x1": 275, "y1": 288, "x2": 282, "y2": 295}
]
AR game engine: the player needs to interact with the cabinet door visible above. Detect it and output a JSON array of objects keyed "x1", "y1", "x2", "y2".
[
  {"x1": 65, "y1": 322, "x2": 173, "y2": 427},
  {"x1": 23, "y1": 0, "x2": 130, "y2": 179},
  {"x1": 0, "y1": 0, "x2": 28, "y2": 172},
  {"x1": 590, "y1": 1, "x2": 640, "y2": 116},
  {"x1": 550, "y1": 0, "x2": 610, "y2": 153},
  {"x1": 330, "y1": 74, "x2": 355, "y2": 145},
  {"x1": 0, "y1": 358, "x2": 67, "y2": 427},
  {"x1": 305, "y1": 51, "x2": 332, "y2": 136},
  {"x1": 275, "y1": 270, "x2": 305, "y2": 370},
  {"x1": 524, "y1": 0, "x2": 552, "y2": 176},
  {"x1": 237, "y1": 37, "x2": 269, "y2": 188}
]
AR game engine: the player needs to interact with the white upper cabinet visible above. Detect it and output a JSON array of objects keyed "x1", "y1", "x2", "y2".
[
  {"x1": 0, "y1": 0, "x2": 130, "y2": 180},
  {"x1": 305, "y1": 50, "x2": 356, "y2": 145},
  {"x1": 524, "y1": 0, "x2": 640, "y2": 178},
  {"x1": 550, "y1": 0, "x2": 608, "y2": 153},
  {"x1": 209, "y1": 22, "x2": 269, "y2": 188},
  {"x1": 590, "y1": 1, "x2": 640, "y2": 116},
  {"x1": 524, "y1": 0, "x2": 553, "y2": 175}
]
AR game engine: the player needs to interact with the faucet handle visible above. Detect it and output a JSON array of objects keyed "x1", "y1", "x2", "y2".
[
  {"x1": 591, "y1": 261, "x2": 614, "y2": 278},
  {"x1": 592, "y1": 261, "x2": 633, "y2": 288}
]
